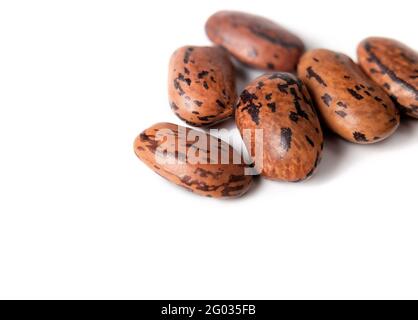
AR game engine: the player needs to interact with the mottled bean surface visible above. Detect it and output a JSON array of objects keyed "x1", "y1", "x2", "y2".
[
  {"x1": 235, "y1": 73, "x2": 323, "y2": 182},
  {"x1": 298, "y1": 49, "x2": 399, "y2": 144},
  {"x1": 168, "y1": 46, "x2": 236, "y2": 126},
  {"x1": 205, "y1": 11, "x2": 304, "y2": 72},
  {"x1": 357, "y1": 37, "x2": 418, "y2": 118},
  {"x1": 134, "y1": 122, "x2": 252, "y2": 198}
]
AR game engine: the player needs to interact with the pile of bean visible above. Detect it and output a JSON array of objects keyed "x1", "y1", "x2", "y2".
[{"x1": 134, "y1": 10, "x2": 418, "y2": 198}]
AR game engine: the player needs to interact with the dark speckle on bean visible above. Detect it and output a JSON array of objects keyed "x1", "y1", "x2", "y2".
[
  {"x1": 183, "y1": 47, "x2": 194, "y2": 64},
  {"x1": 280, "y1": 127, "x2": 292, "y2": 152},
  {"x1": 337, "y1": 101, "x2": 347, "y2": 108},
  {"x1": 321, "y1": 93, "x2": 332, "y2": 106},
  {"x1": 198, "y1": 70, "x2": 209, "y2": 79},
  {"x1": 267, "y1": 102, "x2": 276, "y2": 112},
  {"x1": 256, "y1": 81, "x2": 265, "y2": 89},
  {"x1": 240, "y1": 90, "x2": 258, "y2": 104},
  {"x1": 347, "y1": 88, "x2": 364, "y2": 100},
  {"x1": 335, "y1": 110, "x2": 347, "y2": 118},
  {"x1": 306, "y1": 66, "x2": 327, "y2": 87},
  {"x1": 353, "y1": 131, "x2": 368, "y2": 142},
  {"x1": 289, "y1": 112, "x2": 299, "y2": 122},
  {"x1": 216, "y1": 99, "x2": 226, "y2": 109},
  {"x1": 305, "y1": 135, "x2": 314, "y2": 147}
]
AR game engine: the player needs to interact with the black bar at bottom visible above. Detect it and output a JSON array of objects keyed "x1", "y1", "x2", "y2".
[{"x1": 0, "y1": 299, "x2": 413, "y2": 318}]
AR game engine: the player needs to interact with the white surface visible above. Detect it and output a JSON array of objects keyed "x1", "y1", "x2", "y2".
[{"x1": 0, "y1": 0, "x2": 417, "y2": 299}]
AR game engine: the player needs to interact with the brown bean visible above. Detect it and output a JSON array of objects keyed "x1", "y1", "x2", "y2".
[
  {"x1": 205, "y1": 11, "x2": 304, "y2": 72},
  {"x1": 297, "y1": 49, "x2": 400, "y2": 144},
  {"x1": 168, "y1": 46, "x2": 236, "y2": 126},
  {"x1": 133, "y1": 122, "x2": 253, "y2": 198},
  {"x1": 357, "y1": 37, "x2": 418, "y2": 118},
  {"x1": 235, "y1": 73, "x2": 323, "y2": 182}
]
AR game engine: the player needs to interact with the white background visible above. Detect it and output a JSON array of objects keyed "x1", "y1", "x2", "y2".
[{"x1": 0, "y1": 0, "x2": 417, "y2": 299}]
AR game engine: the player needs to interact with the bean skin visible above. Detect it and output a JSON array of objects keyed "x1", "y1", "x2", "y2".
[
  {"x1": 205, "y1": 11, "x2": 304, "y2": 72},
  {"x1": 357, "y1": 37, "x2": 418, "y2": 118},
  {"x1": 168, "y1": 46, "x2": 236, "y2": 126},
  {"x1": 134, "y1": 122, "x2": 253, "y2": 198},
  {"x1": 235, "y1": 73, "x2": 323, "y2": 182},
  {"x1": 298, "y1": 49, "x2": 400, "y2": 144}
]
